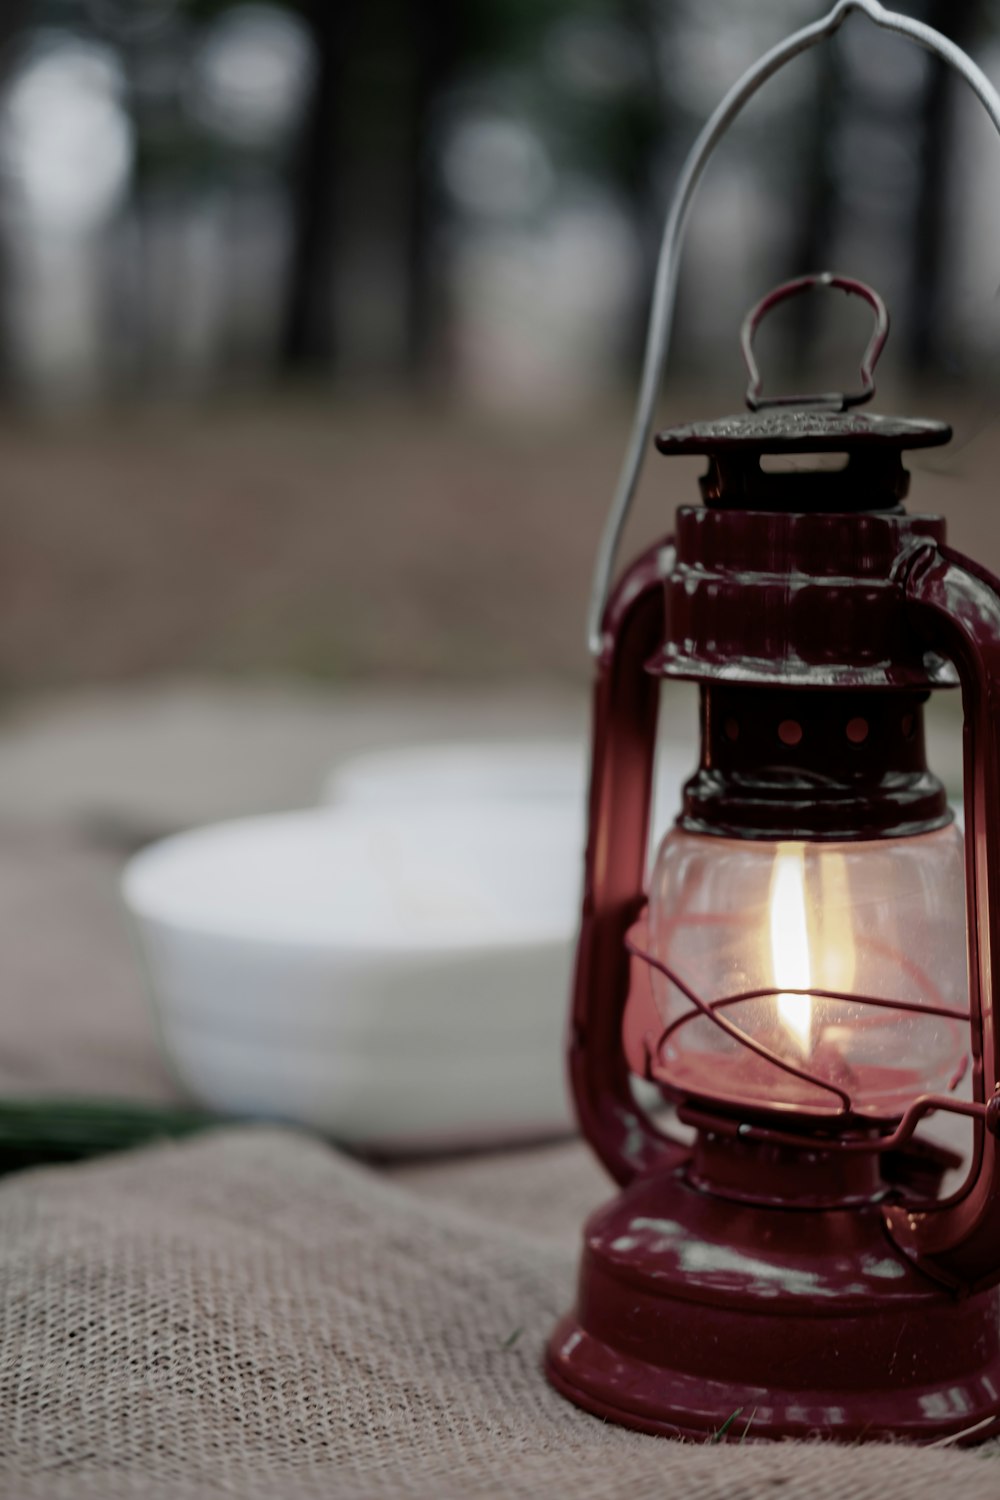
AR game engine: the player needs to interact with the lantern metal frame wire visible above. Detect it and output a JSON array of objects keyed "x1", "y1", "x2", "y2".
[
  {"x1": 626, "y1": 923, "x2": 971, "y2": 1117},
  {"x1": 622, "y1": 919, "x2": 997, "y2": 1184}
]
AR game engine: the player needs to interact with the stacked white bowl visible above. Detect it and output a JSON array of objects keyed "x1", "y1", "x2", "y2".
[{"x1": 123, "y1": 740, "x2": 690, "y2": 1152}]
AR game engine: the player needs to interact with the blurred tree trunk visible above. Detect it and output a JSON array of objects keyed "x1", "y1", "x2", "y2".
[
  {"x1": 281, "y1": 0, "x2": 463, "y2": 379},
  {"x1": 619, "y1": 0, "x2": 676, "y2": 372},
  {"x1": 0, "y1": 1, "x2": 27, "y2": 62},
  {"x1": 280, "y1": 0, "x2": 351, "y2": 369},
  {"x1": 403, "y1": 0, "x2": 461, "y2": 376},
  {"x1": 908, "y1": 0, "x2": 980, "y2": 370},
  {"x1": 0, "y1": 0, "x2": 32, "y2": 390}
]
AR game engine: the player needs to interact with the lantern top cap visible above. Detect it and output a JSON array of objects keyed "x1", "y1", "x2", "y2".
[
  {"x1": 654, "y1": 408, "x2": 952, "y2": 456},
  {"x1": 657, "y1": 273, "x2": 952, "y2": 457}
]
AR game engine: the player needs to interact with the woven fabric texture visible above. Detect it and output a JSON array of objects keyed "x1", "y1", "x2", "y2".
[{"x1": 2, "y1": 1126, "x2": 999, "y2": 1500}]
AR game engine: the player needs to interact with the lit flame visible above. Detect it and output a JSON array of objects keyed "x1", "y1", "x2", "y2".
[{"x1": 769, "y1": 845, "x2": 812, "y2": 1054}]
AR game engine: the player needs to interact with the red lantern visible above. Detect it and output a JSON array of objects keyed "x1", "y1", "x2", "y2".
[{"x1": 546, "y1": 2, "x2": 1000, "y2": 1446}]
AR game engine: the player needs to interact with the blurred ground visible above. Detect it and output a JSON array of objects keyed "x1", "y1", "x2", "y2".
[{"x1": 1, "y1": 386, "x2": 997, "y2": 691}]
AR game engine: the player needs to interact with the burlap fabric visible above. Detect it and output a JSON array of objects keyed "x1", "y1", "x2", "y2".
[{"x1": 1, "y1": 1127, "x2": 999, "y2": 1499}]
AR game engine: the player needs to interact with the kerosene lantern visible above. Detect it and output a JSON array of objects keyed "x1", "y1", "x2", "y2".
[{"x1": 546, "y1": 0, "x2": 1000, "y2": 1446}]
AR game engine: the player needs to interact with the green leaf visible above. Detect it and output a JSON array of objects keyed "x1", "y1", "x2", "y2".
[{"x1": 709, "y1": 1408, "x2": 744, "y2": 1445}]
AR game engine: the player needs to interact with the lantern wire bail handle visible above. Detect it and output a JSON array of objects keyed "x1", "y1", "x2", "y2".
[
  {"x1": 741, "y1": 271, "x2": 889, "y2": 412},
  {"x1": 587, "y1": 0, "x2": 1000, "y2": 657}
]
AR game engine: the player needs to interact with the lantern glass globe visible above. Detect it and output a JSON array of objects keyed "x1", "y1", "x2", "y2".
[{"x1": 644, "y1": 824, "x2": 968, "y2": 1119}]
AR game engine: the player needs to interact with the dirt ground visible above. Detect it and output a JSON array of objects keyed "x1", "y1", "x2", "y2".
[{"x1": 0, "y1": 383, "x2": 996, "y2": 692}]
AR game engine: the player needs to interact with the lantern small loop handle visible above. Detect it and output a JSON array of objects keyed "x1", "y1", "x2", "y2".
[
  {"x1": 588, "y1": 0, "x2": 1000, "y2": 657},
  {"x1": 741, "y1": 272, "x2": 890, "y2": 412}
]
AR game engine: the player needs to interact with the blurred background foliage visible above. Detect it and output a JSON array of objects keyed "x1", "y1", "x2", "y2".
[{"x1": 0, "y1": 0, "x2": 999, "y2": 688}]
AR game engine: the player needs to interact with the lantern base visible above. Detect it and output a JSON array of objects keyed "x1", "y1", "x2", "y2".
[{"x1": 546, "y1": 1162, "x2": 1000, "y2": 1444}]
